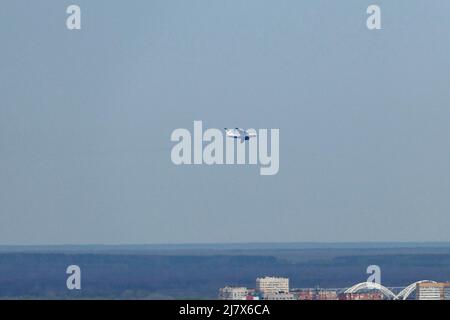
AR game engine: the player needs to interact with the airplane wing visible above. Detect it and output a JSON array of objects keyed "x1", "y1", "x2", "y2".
[
  {"x1": 225, "y1": 128, "x2": 241, "y2": 138},
  {"x1": 236, "y1": 128, "x2": 247, "y2": 135},
  {"x1": 247, "y1": 130, "x2": 257, "y2": 137},
  {"x1": 226, "y1": 128, "x2": 256, "y2": 140}
]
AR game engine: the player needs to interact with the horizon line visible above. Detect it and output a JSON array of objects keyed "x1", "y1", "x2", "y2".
[{"x1": 1, "y1": 241, "x2": 450, "y2": 248}]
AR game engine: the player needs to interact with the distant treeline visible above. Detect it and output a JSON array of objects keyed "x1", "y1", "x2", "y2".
[{"x1": 0, "y1": 251, "x2": 450, "y2": 299}]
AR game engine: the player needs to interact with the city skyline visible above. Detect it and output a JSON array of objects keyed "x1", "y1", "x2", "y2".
[{"x1": 219, "y1": 276, "x2": 450, "y2": 300}]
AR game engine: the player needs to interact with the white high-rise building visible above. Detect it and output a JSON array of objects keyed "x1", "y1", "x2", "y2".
[
  {"x1": 218, "y1": 286, "x2": 248, "y2": 300},
  {"x1": 256, "y1": 277, "x2": 289, "y2": 296},
  {"x1": 416, "y1": 282, "x2": 450, "y2": 300}
]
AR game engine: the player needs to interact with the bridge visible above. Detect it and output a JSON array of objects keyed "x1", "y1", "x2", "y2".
[
  {"x1": 344, "y1": 280, "x2": 437, "y2": 300},
  {"x1": 292, "y1": 280, "x2": 437, "y2": 300}
]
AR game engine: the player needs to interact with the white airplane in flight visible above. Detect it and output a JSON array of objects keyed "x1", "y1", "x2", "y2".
[{"x1": 224, "y1": 128, "x2": 257, "y2": 142}]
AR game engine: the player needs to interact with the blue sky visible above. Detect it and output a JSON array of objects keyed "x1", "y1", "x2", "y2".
[{"x1": 1, "y1": 0, "x2": 450, "y2": 244}]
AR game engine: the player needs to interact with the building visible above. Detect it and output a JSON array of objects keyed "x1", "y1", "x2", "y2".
[
  {"x1": 416, "y1": 282, "x2": 450, "y2": 300},
  {"x1": 293, "y1": 289, "x2": 315, "y2": 300},
  {"x1": 218, "y1": 286, "x2": 248, "y2": 300},
  {"x1": 256, "y1": 277, "x2": 289, "y2": 296},
  {"x1": 263, "y1": 292, "x2": 295, "y2": 300},
  {"x1": 245, "y1": 289, "x2": 261, "y2": 300},
  {"x1": 339, "y1": 292, "x2": 384, "y2": 300},
  {"x1": 316, "y1": 289, "x2": 338, "y2": 300},
  {"x1": 292, "y1": 288, "x2": 338, "y2": 300}
]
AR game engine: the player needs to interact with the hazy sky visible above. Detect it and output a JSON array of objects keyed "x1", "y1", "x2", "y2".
[{"x1": 1, "y1": 0, "x2": 450, "y2": 245}]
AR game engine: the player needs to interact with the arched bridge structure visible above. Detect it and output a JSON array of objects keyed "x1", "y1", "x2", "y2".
[
  {"x1": 395, "y1": 280, "x2": 436, "y2": 300},
  {"x1": 344, "y1": 280, "x2": 437, "y2": 300},
  {"x1": 344, "y1": 282, "x2": 396, "y2": 299}
]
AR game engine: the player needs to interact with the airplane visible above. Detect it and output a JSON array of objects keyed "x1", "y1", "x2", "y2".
[{"x1": 224, "y1": 128, "x2": 257, "y2": 142}]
